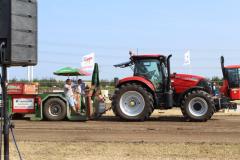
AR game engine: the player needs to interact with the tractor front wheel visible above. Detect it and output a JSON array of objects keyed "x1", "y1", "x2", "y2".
[
  {"x1": 112, "y1": 83, "x2": 154, "y2": 121},
  {"x1": 181, "y1": 90, "x2": 215, "y2": 122}
]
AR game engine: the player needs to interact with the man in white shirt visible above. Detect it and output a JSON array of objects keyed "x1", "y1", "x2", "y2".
[{"x1": 64, "y1": 79, "x2": 78, "y2": 112}]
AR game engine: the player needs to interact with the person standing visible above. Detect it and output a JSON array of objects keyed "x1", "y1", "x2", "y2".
[
  {"x1": 212, "y1": 82, "x2": 220, "y2": 96},
  {"x1": 64, "y1": 79, "x2": 79, "y2": 112},
  {"x1": 74, "y1": 79, "x2": 86, "y2": 112},
  {"x1": 78, "y1": 79, "x2": 86, "y2": 95}
]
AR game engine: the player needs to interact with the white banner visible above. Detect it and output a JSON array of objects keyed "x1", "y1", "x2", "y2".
[
  {"x1": 81, "y1": 53, "x2": 95, "y2": 71},
  {"x1": 184, "y1": 50, "x2": 191, "y2": 65},
  {"x1": 13, "y1": 98, "x2": 34, "y2": 110}
]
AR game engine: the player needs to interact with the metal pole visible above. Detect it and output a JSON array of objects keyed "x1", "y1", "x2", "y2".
[
  {"x1": 31, "y1": 66, "x2": 33, "y2": 82},
  {"x1": 0, "y1": 42, "x2": 9, "y2": 160},
  {"x1": 2, "y1": 65, "x2": 9, "y2": 160},
  {"x1": 27, "y1": 66, "x2": 30, "y2": 82}
]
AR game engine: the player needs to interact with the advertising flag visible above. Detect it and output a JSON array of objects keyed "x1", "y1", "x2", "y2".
[
  {"x1": 81, "y1": 53, "x2": 95, "y2": 71},
  {"x1": 184, "y1": 50, "x2": 191, "y2": 65}
]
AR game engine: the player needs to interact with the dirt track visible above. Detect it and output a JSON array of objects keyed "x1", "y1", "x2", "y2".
[
  {"x1": 13, "y1": 115, "x2": 240, "y2": 144},
  {"x1": 9, "y1": 111, "x2": 240, "y2": 160}
]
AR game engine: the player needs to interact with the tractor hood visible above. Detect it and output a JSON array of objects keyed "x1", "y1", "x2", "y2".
[
  {"x1": 171, "y1": 73, "x2": 207, "y2": 94},
  {"x1": 171, "y1": 73, "x2": 204, "y2": 82}
]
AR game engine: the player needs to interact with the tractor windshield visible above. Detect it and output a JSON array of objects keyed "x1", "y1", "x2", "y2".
[
  {"x1": 134, "y1": 59, "x2": 167, "y2": 91},
  {"x1": 226, "y1": 68, "x2": 240, "y2": 88}
]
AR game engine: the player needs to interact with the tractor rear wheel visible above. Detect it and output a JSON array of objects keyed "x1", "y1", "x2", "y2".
[
  {"x1": 43, "y1": 98, "x2": 67, "y2": 121},
  {"x1": 112, "y1": 83, "x2": 154, "y2": 121},
  {"x1": 181, "y1": 90, "x2": 215, "y2": 122}
]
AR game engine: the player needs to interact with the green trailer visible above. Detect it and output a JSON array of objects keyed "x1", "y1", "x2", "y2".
[{"x1": 3, "y1": 63, "x2": 107, "y2": 121}]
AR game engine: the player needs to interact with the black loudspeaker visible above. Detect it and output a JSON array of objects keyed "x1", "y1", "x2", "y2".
[{"x1": 0, "y1": 0, "x2": 38, "y2": 66}]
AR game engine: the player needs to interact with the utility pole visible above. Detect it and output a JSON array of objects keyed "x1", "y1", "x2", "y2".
[
  {"x1": 31, "y1": 66, "x2": 33, "y2": 81},
  {"x1": 27, "y1": 66, "x2": 34, "y2": 82}
]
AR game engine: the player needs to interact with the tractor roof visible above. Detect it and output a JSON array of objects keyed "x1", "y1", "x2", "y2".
[
  {"x1": 131, "y1": 54, "x2": 166, "y2": 60},
  {"x1": 225, "y1": 65, "x2": 240, "y2": 69},
  {"x1": 114, "y1": 54, "x2": 167, "y2": 68}
]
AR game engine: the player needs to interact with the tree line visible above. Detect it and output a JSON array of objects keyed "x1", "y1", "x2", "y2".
[{"x1": 9, "y1": 77, "x2": 224, "y2": 88}]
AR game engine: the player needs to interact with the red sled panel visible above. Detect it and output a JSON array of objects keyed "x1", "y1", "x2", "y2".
[
  {"x1": 12, "y1": 96, "x2": 35, "y2": 114},
  {"x1": 8, "y1": 83, "x2": 38, "y2": 95}
]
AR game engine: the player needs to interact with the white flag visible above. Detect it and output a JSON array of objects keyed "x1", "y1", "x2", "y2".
[
  {"x1": 184, "y1": 50, "x2": 191, "y2": 65},
  {"x1": 81, "y1": 53, "x2": 95, "y2": 71}
]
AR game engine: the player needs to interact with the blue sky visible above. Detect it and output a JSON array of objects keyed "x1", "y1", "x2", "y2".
[{"x1": 8, "y1": 0, "x2": 240, "y2": 80}]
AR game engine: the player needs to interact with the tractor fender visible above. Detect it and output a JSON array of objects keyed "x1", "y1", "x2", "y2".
[
  {"x1": 176, "y1": 86, "x2": 209, "y2": 106},
  {"x1": 117, "y1": 76, "x2": 156, "y2": 92}
]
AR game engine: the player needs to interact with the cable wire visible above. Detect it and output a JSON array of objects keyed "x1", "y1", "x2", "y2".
[
  {"x1": 10, "y1": 126, "x2": 23, "y2": 160},
  {"x1": 5, "y1": 114, "x2": 23, "y2": 160}
]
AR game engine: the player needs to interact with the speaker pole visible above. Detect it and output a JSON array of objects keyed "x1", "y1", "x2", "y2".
[
  {"x1": 0, "y1": 42, "x2": 9, "y2": 160},
  {"x1": 2, "y1": 65, "x2": 9, "y2": 160}
]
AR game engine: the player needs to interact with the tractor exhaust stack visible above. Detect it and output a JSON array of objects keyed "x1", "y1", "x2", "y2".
[
  {"x1": 221, "y1": 56, "x2": 227, "y2": 79},
  {"x1": 165, "y1": 55, "x2": 173, "y2": 108}
]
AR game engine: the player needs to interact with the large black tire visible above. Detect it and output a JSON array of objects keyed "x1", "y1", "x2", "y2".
[
  {"x1": 111, "y1": 88, "x2": 120, "y2": 117},
  {"x1": 181, "y1": 90, "x2": 215, "y2": 122},
  {"x1": 112, "y1": 83, "x2": 154, "y2": 121},
  {"x1": 43, "y1": 98, "x2": 67, "y2": 121}
]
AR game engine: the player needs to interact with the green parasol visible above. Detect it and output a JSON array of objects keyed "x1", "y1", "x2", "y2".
[{"x1": 54, "y1": 67, "x2": 91, "y2": 76}]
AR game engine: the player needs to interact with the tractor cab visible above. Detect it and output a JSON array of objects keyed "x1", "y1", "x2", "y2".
[
  {"x1": 131, "y1": 55, "x2": 169, "y2": 92},
  {"x1": 221, "y1": 56, "x2": 240, "y2": 100},
  {"x1": 114, "y1": 53, "x2": 172, "y2": 94}
]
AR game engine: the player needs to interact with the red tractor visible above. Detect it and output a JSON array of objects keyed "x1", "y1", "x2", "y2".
[
  {"x1": 112, "y1": 53, "x2": 217, "y2": 122},
  {"x1": 220, "y1": 56, "x2": 240, "y2": 100}
]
